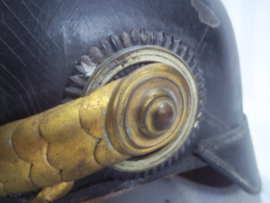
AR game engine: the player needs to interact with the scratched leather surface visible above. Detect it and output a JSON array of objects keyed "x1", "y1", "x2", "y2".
[
  {"x1": 0, "y1": 0, "x2": 242, "y2": 132},
  {"x1": 0, "y1": 0, "x2": 260, "y2": 202}
]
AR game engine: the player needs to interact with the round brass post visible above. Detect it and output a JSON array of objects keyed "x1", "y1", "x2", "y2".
[
  {"x1": 141, "y1": 97, "x2": 177, "y2": 137},
  {"x1": 150, "y1": 99, "x2": 176, "y2": 132},
  {"x1": 83, "y1": 46, "x2": 199, "y2": 172},
  {"x1": 106, "y1": 63, "x2": 197, "y2": 158}
]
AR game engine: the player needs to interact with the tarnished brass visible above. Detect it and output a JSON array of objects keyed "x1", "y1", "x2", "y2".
[
  {"x1": 150, "y1": 99, "x2": 176, "y2": 131},
  {"x1": 84, "y1": 46, "x2": 199, "y2": 172},
  {"x1": 0, "y1": 78, "x2": 127, "y2": 197},
  {"x1": 0, "y1": 63, "x2": 198, "y2": 202},
  {"x1": 140, "y1": 96, "x2": 177, "y2": 137},
  {"x1": 106, "y1": 64, "x2": 188, "y2": 156}
]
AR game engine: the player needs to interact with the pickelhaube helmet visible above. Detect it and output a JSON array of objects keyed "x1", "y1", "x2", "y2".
[{"x1": 0, "y1": 0, "x2": 260, "y2": 202}]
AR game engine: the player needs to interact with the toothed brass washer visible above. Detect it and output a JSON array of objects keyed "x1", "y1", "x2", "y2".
[{"x1": 83, "y1": 45, "x2": 199, "y2": 172}]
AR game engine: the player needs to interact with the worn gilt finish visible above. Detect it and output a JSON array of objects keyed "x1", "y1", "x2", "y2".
[
  {"x1": 0, "y1": 63, "x2": 198, "y2": 202},
  {"x1": 86, "y1": 46, "x2": 199, "y2": 172}
]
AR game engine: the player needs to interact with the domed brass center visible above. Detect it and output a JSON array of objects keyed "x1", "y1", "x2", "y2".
[
  {"x1": 142, "y1": 97, "x2": 177, "y2": 138},
  {"x1": 84, "y1": 45, "x2": 199, "y2": 171},
  {"x1": 152, "y1": 101, "x2": 176, "y2": 131}
]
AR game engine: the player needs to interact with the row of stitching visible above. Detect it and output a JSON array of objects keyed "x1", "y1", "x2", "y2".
[
  {"x1": 203, "y1": 149, "x2": 250, "y2": 186},
  {"x1": 205, "y1": 126, "x2": 248, "y2": 150}
]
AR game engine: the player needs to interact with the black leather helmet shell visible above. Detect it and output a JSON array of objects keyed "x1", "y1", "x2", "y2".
[{"x1": 0, "y1": 0, "x2": 260, "y2": 202}]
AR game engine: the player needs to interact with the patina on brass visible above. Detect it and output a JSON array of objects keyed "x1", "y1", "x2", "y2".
[
  {"x1": 0, "y1": 78, "x2": 127, "y2": 198},
  {"x1": 0, "y1": 62, "x2": 198, "y2": 202},
  {"x1": 151, "y1": 100, "x2": 176, "y2": 131},
  {"x1": 140, "y1": 96, "x2": 178, "y2": 138},
  {"x1": 107, "y1": 64, "x2": 188, "y2": 156},
  {"x1": 84, "y1": 46, "x2": 199, "y2": 172}
]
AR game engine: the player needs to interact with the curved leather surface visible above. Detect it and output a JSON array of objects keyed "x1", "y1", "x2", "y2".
[
  {"x1": 0, "y1": 0, "x2": 242, "y2": 128},
  {"x1": 196, "y1": 116, "x2": 261, "y2": 194},
  {"x1": 0, "y1": 0, "x2": 261, "y2": 201}
]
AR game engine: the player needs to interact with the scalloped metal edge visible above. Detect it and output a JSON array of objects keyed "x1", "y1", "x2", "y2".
[{"x1": 61, "y1": 28, "x2": 206, "y2": 177}]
